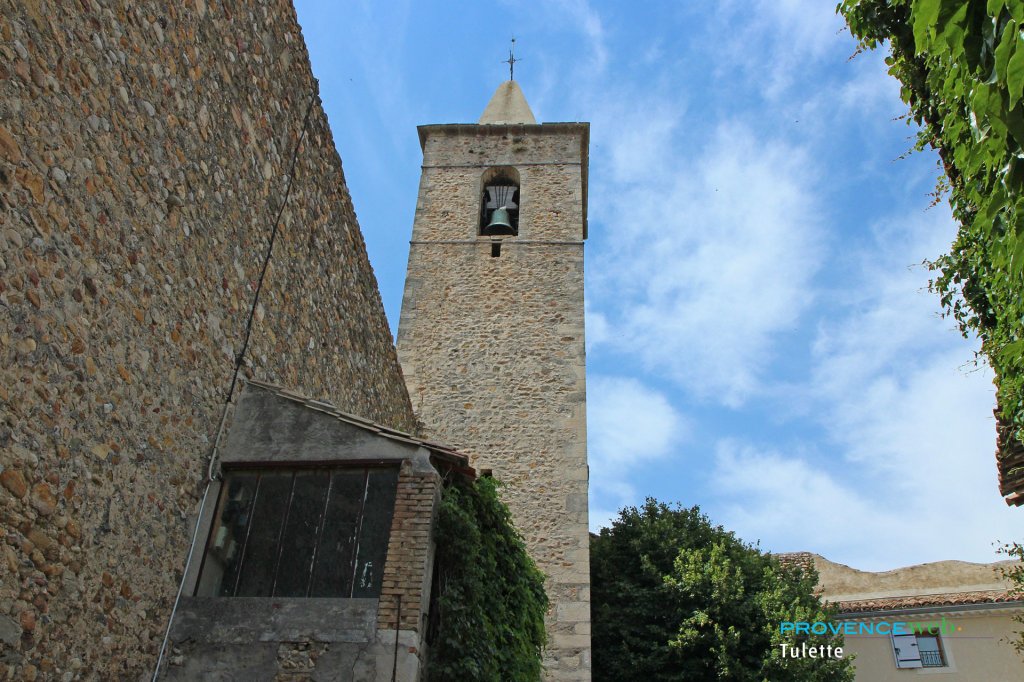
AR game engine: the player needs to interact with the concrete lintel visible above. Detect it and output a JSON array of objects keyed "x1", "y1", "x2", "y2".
[{"x1": 169, "y1": 597, "x2": 378, "y2": 644}]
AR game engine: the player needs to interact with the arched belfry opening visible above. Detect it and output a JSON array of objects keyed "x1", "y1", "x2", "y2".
[
  {"x1": 400, "y1": 77, "x2": 592, "y2": 678},
  {"x1": 479, "y1": 166, "x2": 520, "y2": 236}
]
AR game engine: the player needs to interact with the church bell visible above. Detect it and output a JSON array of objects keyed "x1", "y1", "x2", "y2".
[{"x1": 483, "y1": 206, "x2": 515, "y2": 235}]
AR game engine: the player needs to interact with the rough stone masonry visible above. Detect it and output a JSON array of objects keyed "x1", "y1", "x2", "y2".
[
  {"x1": 397, "y1": 95, "x2": 593, "y2": 679},
  {"x1": 0, "y1": 1, "x2": 415, "y2": 678}
]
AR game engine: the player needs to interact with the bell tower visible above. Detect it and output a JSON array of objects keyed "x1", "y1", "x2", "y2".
[{"x1": 396, "y1": 81, "x2": 591, "y2": 679}]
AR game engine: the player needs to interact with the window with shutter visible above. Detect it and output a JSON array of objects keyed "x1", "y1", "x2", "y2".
[
  {"x1": 891, "y1": 629, "x2": 949, "y2": 669},
  {"x1": 891, "y1": 632, "x2": 923, "y2": 669}
]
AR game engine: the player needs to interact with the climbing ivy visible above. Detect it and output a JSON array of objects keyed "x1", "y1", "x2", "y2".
[
  {"x1": 837, "y1": 0, "x2": 1024, "y2": 486},
  {"x1": 426, "y1": 476, "x2": 548, "y2": 681}
]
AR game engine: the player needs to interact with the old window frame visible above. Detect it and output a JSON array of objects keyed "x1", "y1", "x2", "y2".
[{"x1": 193, "y1": 464, "x2": 398, "y2": 599}]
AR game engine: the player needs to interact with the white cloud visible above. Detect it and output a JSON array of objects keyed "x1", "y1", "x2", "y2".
[
  {"x1": 604, "y1": 106, "x2": 682, "y2": 185},
  {"x1": 587, "y1": 375, "x2": 687, "y2": 530},
  {"x1": 752, "y1": 0, "x2": 846, "y2": 60},
  {"x1": 810, "y1": 206, "x2": 972, "y2": 414},
  {"x1": 527, "y1": 0, "x2": 608, "y2": 120},
  {"x1": 588, "y1": 375, "x2": 685, "y2": 467},
  {"x1": 588, "y1": 507, "x2": 624, "y2": 536},
  {"x1": 558, "y1": 0, "x2": 608, "y2": 74},
  {"x1": 708, "y1": 348, "x2": 1011, "y2": 571},
  {"x1": 593, "y1": 123, "x2": 823, "y2": 405},
  {"x1": 711, "y1": 440, "x2": 891, "y2": 556},
  {"x1": 584, "y1": 298, "x2": 611, "y2": 351},
  {"x1": 838, "y1": 50, "x2": 903, "y2": 114},
  {"x1": 708, "y1": 1, "x2": 848, "y2": 101},
  {"x1": 706, "y1": 204, "x2": 1017, "y2": 570}
]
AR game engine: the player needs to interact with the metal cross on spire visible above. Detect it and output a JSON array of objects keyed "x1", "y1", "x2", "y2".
[{"x1": 504, "y1": 37, "x2": 519, "y2": 80}]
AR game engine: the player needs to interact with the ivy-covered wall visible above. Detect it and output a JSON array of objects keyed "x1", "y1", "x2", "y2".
[
  {"x1": 0, "y1": 1, "x2": 415, "y2": 677},
  {"x1": 427, "y1": 477, "x2": 548, "y2": 682}
]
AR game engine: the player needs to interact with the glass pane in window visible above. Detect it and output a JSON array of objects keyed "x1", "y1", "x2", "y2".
[
  {"x1": 274, "y1": 470, "x2": 330, "y2": 597},
  {"x1": 352, "y1": 468, "x2": 399, "y2": 598},
  {"x1": 196, "y1": 473, "x2": 258, "y2": 597},
  {"x1": 311, "y1": 470, "x2": 367, "y2": 597},
  {"x1": 235, "y1": 471, "x2": 293, "y2": 597},
  {"x1": 917, "y1": 635, "x2": 944, "y2": 667}
]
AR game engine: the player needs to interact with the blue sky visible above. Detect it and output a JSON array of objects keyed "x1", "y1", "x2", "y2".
[{"x1": 293, "y1": 1, "x2": 1019, "y2": 571}]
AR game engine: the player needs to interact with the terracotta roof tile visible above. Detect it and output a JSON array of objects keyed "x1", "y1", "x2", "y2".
[
  {"x1": 997, "y1": 408, "x2": 1024, "y2": 506},
  {"x1": 837, "y1": 589, "x2": 1021, "y2": 613},
  {"x1": 774, "y1": 552, "x2": 816, "y2": 574}
]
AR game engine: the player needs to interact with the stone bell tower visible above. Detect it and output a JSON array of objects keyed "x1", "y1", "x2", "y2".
[{"x1": 396, "y1": 80, "x2": 591, "y2": 679}]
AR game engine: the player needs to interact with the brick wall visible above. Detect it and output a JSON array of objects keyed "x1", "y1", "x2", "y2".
[
  {"x1": 0, "y1": 1, "x2": 415, "y2": 678},
  {"x1": 378, "y1": 459, "x2": 441, "y2": 634}
]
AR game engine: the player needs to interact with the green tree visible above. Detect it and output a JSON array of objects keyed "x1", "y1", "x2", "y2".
[
  {"x1": 426, "y1": 476, "x2": 548, "y2": 681},
  {"x1": 837, "y1": 0, "x2": 1024, "y2": 499},
  {"x1": 998, "y1": 541, "x2": 1024, "y2": 654},
  {"x1": 591, "y1": 500, "x2": 854, "y2": 681}
]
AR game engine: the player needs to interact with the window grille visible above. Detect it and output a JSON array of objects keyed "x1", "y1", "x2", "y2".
[
  {"x1": 194, "y1": 466, "x2": 398, "y2": 598},
  {"x1": 917, "y1": 634, "x2": 946, "y2": 668},
  {"x1": 891, "y1": 630, "x2": 948, "y2": 669}
]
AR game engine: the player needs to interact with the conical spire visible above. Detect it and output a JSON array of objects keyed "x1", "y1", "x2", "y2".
[{"x1": 478, "y1": 81, "x2": 536, "y2": 125}]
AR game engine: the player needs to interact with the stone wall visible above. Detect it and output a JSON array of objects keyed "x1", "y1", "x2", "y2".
[
  {"x1": 397, "y1": 123, "x2": 591, "y2": 680},
  {"x1": 0, "y1": 1, "x2": 415, "y2": 679},
  {"x1": 167, "y1": 384, "x2": 442, "y2": 680},
  {"x1": 165, "y1": 598, "x2": 382, "y2": 680}
]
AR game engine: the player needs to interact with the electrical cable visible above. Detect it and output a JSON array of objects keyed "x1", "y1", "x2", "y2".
[{"x1": 150, "y1": 91, "x2": 317, "y2": 681}]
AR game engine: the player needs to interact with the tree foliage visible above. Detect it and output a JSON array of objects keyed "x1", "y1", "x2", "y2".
[
  {"x1": 426, "y1": 476, "x2": 548, "y2": 681},
  {"x1": 591, "y1": 500, "x2": 854, "y2": 681},
  {"x1": 998, "y1": 541, "x2": 1024, "y2": 654},
  {"x1": 838, "y1": 0, "x2": 1024, "y2": 472}
]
